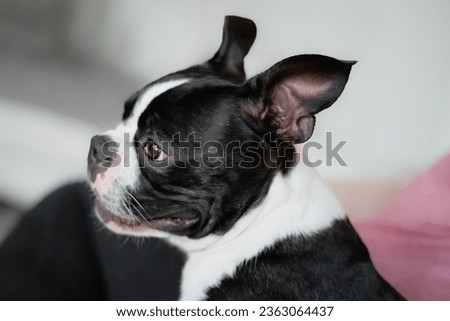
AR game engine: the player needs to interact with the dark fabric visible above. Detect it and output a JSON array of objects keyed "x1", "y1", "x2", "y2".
[{"x1": 0, "y1": 183, "x2": 184, "y2": 300}]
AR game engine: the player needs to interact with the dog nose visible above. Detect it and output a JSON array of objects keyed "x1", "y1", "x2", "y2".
[
  {"x1": 87, "y1": 135, "x2": 118, "y2": 181},
  {"x1": 89, "y1": 135, "x2": 112, "y2": 163}
]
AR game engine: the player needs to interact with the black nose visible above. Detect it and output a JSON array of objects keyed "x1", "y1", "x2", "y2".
[{"x1": 87, "y1": 135, "x2": 118, "y2": 181}]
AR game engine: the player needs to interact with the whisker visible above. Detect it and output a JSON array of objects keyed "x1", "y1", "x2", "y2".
[
  {"x1": 129, "y1": 199, "x2": 150, "y2": 223},
  {"x1": 119, "y1": 199, "x2": 139, "y2": 227},
  {"x1": 127, "y1": 190, "x2": 151, "y2": 217},
  {"x1": 122, "y1": 187, "x2": 152, "y2": 223},
  {"x1": 117, "y1": 235, "x2": 130, "y2": 248}
]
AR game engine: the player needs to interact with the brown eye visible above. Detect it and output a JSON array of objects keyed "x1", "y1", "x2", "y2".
[{"x1": 144, "y1": 140, "x2": 167, "y2": 162}]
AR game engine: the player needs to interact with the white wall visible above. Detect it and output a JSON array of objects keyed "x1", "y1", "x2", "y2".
[{"x1": 73, "y1": 0, "x2": 450, "y2": 180}]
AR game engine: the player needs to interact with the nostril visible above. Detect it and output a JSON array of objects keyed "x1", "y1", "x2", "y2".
[{"x1": 89, "y1": 134, "x2": 117, "y2": 165}]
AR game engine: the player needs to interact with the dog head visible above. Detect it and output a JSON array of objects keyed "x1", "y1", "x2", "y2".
[{"x1": 87, "y1": 16, "x2": 354, "y2": 239}]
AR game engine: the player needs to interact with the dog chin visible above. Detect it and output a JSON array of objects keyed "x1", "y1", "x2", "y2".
[
  {"x1": 94, "y1": 202, "x2": 168, "y2": 237},
  {"x1": 94, "y1": 201, "x2": 198, "y2": 238}
]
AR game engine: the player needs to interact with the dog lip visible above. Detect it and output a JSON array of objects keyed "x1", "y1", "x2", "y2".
[
  {"x1": 149, "y1": 216, "x2": 200, "y2": 230},
  {"x1": 96, "y1": 202, "x2": 142, "y2": 227},
  {"x1": 96, "y1": 202, "x2": 199, "y2": 231}
]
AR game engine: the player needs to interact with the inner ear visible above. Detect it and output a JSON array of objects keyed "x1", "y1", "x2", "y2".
[{"x1": 266, "y1": 73, "x2": 334, "y2": 142}]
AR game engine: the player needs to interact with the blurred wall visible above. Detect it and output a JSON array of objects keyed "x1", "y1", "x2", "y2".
[
  {"x1": 71, "y1": 0, "x2": 450, "y2": 179},
  {"x1": 0, "y1": 0, "x2": 73, "y2": 57},
  {"x1": 0, "y1": 0, "x2": 449, "y2": 210}
]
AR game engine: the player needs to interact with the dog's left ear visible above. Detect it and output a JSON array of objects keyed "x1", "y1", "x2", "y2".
[
  {"x1": 207, "y1": 15, "x2": 257, "y2": 84},
  {"x1": 243, "y1": 54, "x2": 355, "y2": 143}
]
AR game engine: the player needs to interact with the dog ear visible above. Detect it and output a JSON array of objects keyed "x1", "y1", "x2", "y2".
[
  {"x1": 242, "y1": 55, "x2": 355, "y2": 143},
  {"x1": 208, "y1": 16, "x2": 257, "y2": 84}
]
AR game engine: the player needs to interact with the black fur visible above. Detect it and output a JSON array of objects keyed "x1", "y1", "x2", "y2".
[
  {"x1": 206, "y1": 219, "x2": 404, "y2": 300},
  {"x1": 87, "y1": 16, "x2": 404, "y2": 301},
  {"x1": 106, "y1": 54, "x2": 354, "y2": 239}
]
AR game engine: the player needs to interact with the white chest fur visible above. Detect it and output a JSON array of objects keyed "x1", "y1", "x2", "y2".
[{"x1": 168, "y1": 161, "x2": 345, "y2": 300}]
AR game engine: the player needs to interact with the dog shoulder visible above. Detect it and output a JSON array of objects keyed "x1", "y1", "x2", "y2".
[{"x1": 205, "y1": 219, "x2": 404, "y2": 300}]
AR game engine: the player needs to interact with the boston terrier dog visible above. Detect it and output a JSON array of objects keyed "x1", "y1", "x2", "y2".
[{"x1": 87, "y1": 16, "x2": 403, "y2": 300}]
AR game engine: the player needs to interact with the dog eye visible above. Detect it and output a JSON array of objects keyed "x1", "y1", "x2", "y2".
[{"x1": 144, "y1": 140, "x2": 167, "y2": 162}]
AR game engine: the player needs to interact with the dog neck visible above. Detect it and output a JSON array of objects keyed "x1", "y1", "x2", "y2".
[{"x1": 168, "y1": 153, "x2": 345, "y2": 300}]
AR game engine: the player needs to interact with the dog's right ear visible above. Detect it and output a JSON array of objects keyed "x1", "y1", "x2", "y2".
[{"x1": 207, "y1": 16, "x2": 257, "y2": 84}]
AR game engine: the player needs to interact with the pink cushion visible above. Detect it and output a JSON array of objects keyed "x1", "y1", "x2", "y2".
[{"x1": 353, "y1": 153, "x2": 450, "y2": 300}]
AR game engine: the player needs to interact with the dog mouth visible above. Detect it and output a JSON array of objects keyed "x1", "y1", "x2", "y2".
[{"x1": 95, "y1": 201, "x2": 199, "y2": 234}]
